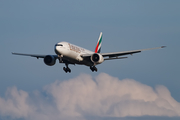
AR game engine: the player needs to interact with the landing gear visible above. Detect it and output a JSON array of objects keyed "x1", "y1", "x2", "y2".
[
  {"x1": 58, "y1": 55, "x2": 63, "y2": 63},
  {"x1": 63, "y1": 63, "x2": 71, "y2": 73},
  {"x1": 63, "y1": 67, "x2": 71, "y2": 73},
  {"x1": 90, "y1": 66, "x2": 98, "y2": 72}
]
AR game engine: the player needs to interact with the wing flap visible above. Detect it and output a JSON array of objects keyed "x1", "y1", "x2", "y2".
[
  {"x1": 104, "y1": 57, "x2": 128, "y2": 60},
  {"x1": 102, "y1": 51, "x2": 141, "y2": 57}
]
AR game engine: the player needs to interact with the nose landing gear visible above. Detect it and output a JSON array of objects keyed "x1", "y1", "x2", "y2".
[
  {"x1": 63, "y1": 63, "x2": 71, "y2": 73},
  {"x1": 90, "y1": 66, "x2": 98, "y2": 72}
]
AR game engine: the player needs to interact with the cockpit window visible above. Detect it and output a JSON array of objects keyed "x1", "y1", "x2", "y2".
[{"x1": 56, "y1": 44, "x2": 63, "y2": 46}]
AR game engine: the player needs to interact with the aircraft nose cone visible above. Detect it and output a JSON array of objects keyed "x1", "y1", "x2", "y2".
[{"x1": 54, "y1": 45, "x2": 59, "y2": 55}]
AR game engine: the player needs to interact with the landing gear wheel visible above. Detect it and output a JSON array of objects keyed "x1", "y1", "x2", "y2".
[
  {"x1": 67, "y1": 67, "x2": 71, "y2": 73},
  {"x1": 94, "y1": 66, "x2": 97, "y2": 72},
  {"x1": 90, "y1": 66, "x2": 98, "y2": 72},
  {"x1": 90, "y1": 66, "x2": 94, "y2": 72},
  {"x1": 63, "y1": 67, "x2": 71, "y2": 73},
  {"x1": 63, "y1": 67, "x2": 68, "y2": 73}
]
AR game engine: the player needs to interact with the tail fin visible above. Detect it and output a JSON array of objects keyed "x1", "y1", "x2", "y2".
[{"x1": 95, "y1": 32, "x2": 103, "y2": 53}]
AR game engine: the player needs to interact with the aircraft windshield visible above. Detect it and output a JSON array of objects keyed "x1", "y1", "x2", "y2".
[{"x1": 56, "y1": 44, "x2": 63, "y2": 46}]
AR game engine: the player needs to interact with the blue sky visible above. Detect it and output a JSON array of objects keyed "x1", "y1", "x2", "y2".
[{"x1": 0, "y1": 0, "x2": 180, "y2": 120}]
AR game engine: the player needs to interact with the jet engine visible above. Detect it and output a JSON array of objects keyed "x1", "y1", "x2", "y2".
[
  {"x1": 91, "y1": 53, "x2": 104, "y2": 64},
  {"x1": 44, "y1": 55, "x2": 56, "y2": 66}
]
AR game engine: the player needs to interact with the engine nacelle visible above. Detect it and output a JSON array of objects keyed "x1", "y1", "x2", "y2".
[
  {"x1": 91, "y1": 53, "x2": 104, "y2": 64},
  {"x1": 44, "y1": 55, "x2": 56, "y2": 66}
]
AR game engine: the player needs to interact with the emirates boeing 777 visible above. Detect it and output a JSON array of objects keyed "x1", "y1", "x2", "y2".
[{"x1": 12, "y1": 32, "x2": 165, "y2": 73}]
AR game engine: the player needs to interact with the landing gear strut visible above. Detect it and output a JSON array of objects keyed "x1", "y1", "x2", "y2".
[
  {"x1": 58, "y1": 55, "x2": 63, "y2": 63},
  {"x1": 90, "y1": 66, "x2": 97, "y2": 72},
  {"x1": 63, "y1": 63, "x2": 71, "y2": 73}
]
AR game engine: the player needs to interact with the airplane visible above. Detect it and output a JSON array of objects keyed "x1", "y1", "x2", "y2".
[{"x1": 12, "y1": 32, "x2": 165, "y2": 73}]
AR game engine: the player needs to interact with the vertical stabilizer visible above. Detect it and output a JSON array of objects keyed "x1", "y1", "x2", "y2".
[{"x1": 95, "y1": 32, "x2": 103, "y2": 53}]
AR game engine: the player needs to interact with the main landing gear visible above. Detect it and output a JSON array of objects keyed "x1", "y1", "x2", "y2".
[
  {"x1": 63, "y1": 63, "x2": 71, "y2": 73},
  {"x1": 90, "y1": 66, "x2": 98, "y2": 72},
  {"x1": 63, "y1": 64, "x2": 97, "y2": 73}
]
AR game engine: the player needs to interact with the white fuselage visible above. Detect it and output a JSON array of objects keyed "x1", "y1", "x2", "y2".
[{"x1": 54, "y1": 42, "x2": 94, "y2": 66}]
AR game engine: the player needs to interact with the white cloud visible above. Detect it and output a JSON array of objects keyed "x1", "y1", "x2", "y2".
[
  {"x1": 0, "y1": 87, "x2": 33, "y2": 119},
  {"x1": 0, "y1": 73, "x2": 180, "y2": 120}
]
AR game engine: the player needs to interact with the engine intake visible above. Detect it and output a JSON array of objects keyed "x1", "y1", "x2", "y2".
[
  {"x1": 91, "y1": 53, "x2": 104, "y2": 64},
  {"x1": 44, "y1": 55, "x2": 56, "y2": 66}
]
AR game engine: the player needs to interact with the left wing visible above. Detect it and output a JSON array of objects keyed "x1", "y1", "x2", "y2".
[
  {"x1": 101, "y1": 46, "x2": 165, "y2": 59},
  {"x1": 81, "y1": 46, "x2": 165, "y2": 60}
]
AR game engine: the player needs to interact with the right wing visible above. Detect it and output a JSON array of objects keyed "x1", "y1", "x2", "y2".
[
  {"x1": 12, "y1": 52, "x2": 58, "y2": 59},
  {"x1": 12, "y1": 52, "x2": 76, "y2": 64}
]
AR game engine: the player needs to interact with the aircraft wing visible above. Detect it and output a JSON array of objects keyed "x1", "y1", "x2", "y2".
[
  {"x1": 12, "y1": 52, "x2": 58, "y2": 59},
  {"x1": 12, "y1": 52, "x2": 77, "y2": 65},
  {"x1": 81, "y1": 46, "x2": 165, "y2": 60},
  {"x1": 101, "y1": 46, "x2": 165, "y2": 59}
]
